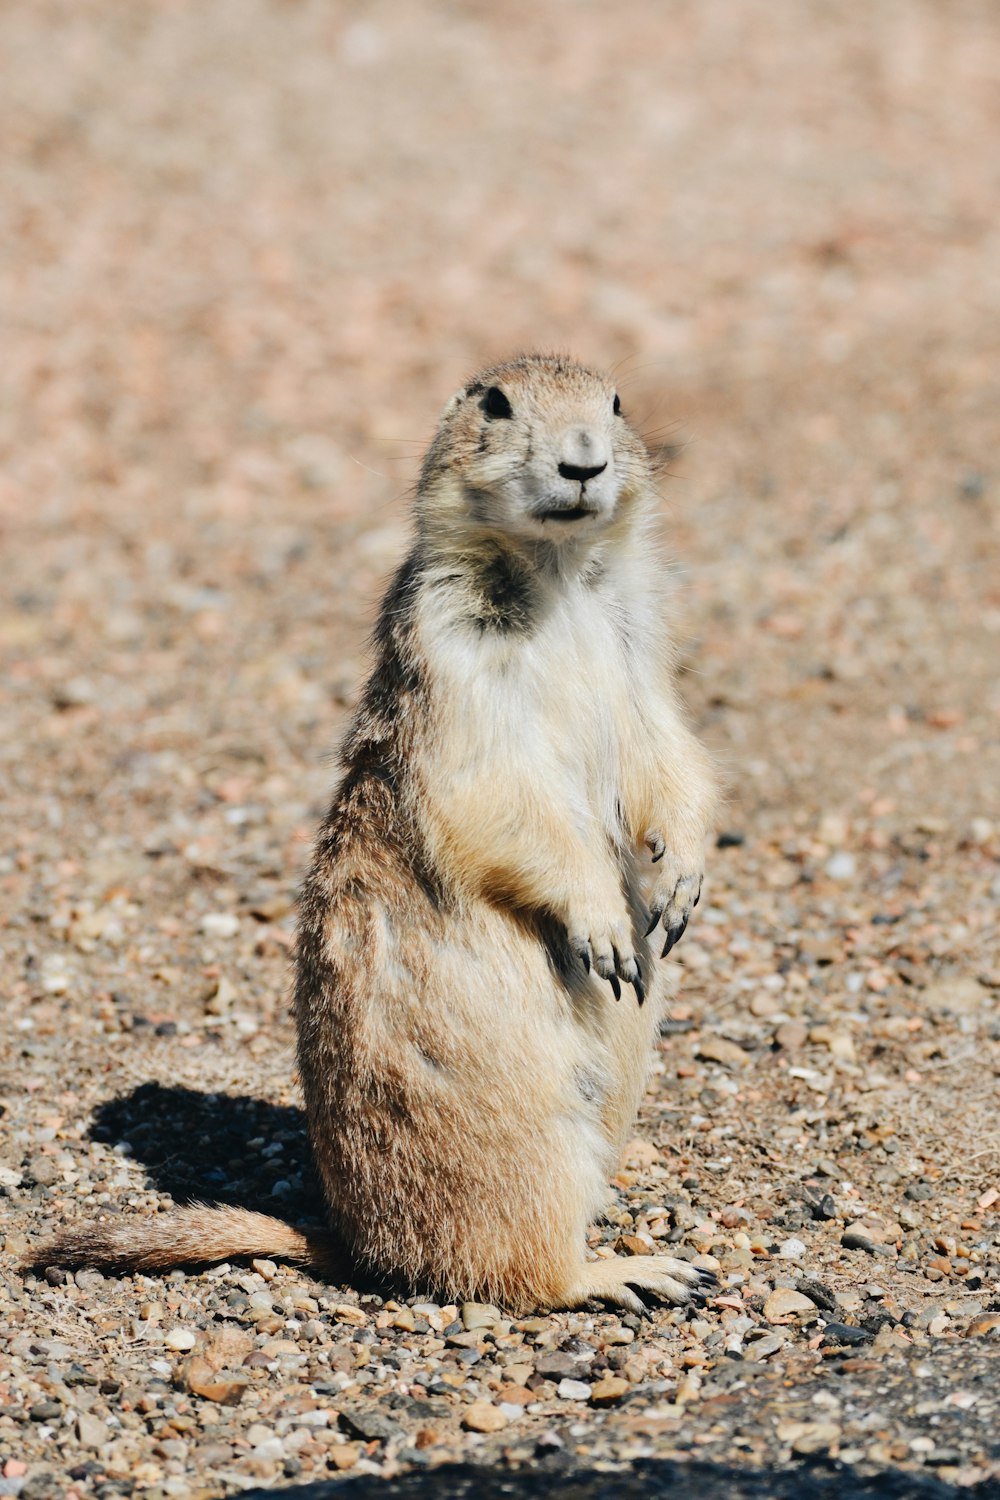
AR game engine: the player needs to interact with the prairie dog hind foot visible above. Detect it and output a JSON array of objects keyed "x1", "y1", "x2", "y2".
[{"x1": 554, "y1": 1254, "x2": 716, "y2": 1316}]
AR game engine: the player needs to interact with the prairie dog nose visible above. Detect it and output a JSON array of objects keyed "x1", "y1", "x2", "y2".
[{"x1": 557, "y1": 426, "x2": 609, "y2": 484}]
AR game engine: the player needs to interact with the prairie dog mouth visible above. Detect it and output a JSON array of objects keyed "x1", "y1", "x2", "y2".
[{"x1": 536, "y1": 503, "x2": 598, "y2": 523}]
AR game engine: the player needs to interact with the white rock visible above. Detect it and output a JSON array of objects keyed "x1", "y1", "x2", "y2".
[
  {"x1": 200, "y1": 912, "x2": 240, "y2": 938},
  {"x1": 247, "y1": 1423, "x2": 278, "y2": 1446},
  {"x1": 40, "y1": 956, "x2": 71, "y2": 993},
  {"x1": 251, "y1": 1437, "x2": 286, "y2": 1462},
  {"x1": 556, "y1": 1378, "x2": 592, "y2": 1401},
  {"x1": 164, "y1": 1327, "x2": 197, "y2": 1351},
  {"x1": 291, "y1": 1409, "x2": 332, "y2": 1427},
  {"x1": 778, "y1": 1237, "x2": 807, "y2": 1260},
  {"x1": 825, "y1": 852, "x2": 856, "y2": 881}
]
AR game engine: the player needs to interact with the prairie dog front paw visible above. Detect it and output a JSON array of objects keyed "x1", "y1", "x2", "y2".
[
  {"x1": 565, "y1": 901, "x2": 644, "y2": 1004},
  {"x1": 643, "y1": 831, "x2": 703, "y2": 957}
]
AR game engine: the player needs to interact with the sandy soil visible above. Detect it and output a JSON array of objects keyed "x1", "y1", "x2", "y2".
[{"x1": 1, "y1": 2, "x2": 999, "y2": 1497}]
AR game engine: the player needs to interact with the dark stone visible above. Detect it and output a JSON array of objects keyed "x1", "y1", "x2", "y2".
[
  {"x1": 22, "y1": 1477, "x2": 62, "y2": 1500},
  {"x1": 796, "y1": 1277, "x2": 838, "y2": 1312},
  {"x1": 821, "y1": 1321, "x2": 874, "y2": 1347},
  {"x1": 338, "y1": 1404, "x2": 405, "y2": 1442},
  {"x1": 401, "y1": 1398, "x2": 447, "y2": 1421},
  {"x1": 29, "y1": 1400, "x2": 63, "y2": 1420},
  {"x1": 861, "y1": 1311, "x2": 899, "y2": 1334},
  {"x1": 660, "y1": 1016, "x2": 697, "y2": 1036}
]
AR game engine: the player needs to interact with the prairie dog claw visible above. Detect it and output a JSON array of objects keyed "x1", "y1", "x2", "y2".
[
  {"x1": 644, "y1": 831, "x2": 703, "y2": 960},
  {"x1": 646, "y1": 832, "x2": 666, "y2": 864},
  {"x1": 568, "y1": 907, "x2": 641, "y2": 1003}
]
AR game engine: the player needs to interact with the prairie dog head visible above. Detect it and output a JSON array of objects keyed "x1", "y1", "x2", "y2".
[{"x1": 418, "y1": 354, "x2": 652, "y2": 546}]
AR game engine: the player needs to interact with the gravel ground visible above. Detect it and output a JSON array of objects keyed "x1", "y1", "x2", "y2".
[{"x1": 1, "y1": 2, "x2": 999, "y2": 1497}]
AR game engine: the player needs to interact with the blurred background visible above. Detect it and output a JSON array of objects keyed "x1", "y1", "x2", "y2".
[{"x1": 1, "y1": 1, "x2": 998, "y2": 1052}]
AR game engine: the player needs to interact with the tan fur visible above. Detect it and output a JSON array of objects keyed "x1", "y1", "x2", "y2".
[
  {"x1": 32, "y1": 355, "x2": 718, "y2": 1315},
  {"x1": 33, "y1": 1206, "x2": 342, "y2": 1277}
]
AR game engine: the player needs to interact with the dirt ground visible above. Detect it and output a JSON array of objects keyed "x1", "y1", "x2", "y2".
[{"x1": 1, "y1": 2, "x2": 999, "y2": 1497}]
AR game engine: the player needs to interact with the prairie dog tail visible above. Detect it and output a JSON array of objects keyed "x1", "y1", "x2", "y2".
[{"x1": 24, "y1": 1204, "x2": 344, "y2": 1278}]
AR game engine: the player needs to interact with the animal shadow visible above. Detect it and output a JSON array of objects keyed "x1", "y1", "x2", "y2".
[
  {"x1": 90, "y1": 1081, "x2": 322, "y2": 1227},
  {"x1": 237, "y1": 1456, "x2": 999, "y2": 1500}
]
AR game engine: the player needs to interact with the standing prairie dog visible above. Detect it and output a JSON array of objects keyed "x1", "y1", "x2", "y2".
[{"x1": 34, "y1": 355, "x2": 718, "y2": 1315}]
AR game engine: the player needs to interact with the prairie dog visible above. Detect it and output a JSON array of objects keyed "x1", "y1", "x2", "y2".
[{"x1": 34, "y1": 355, "x2": 718, "y2": 1315}]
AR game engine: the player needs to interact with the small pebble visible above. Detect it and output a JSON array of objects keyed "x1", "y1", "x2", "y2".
[
  {"x1": 76, "y1": 1413, "x2": 107, "y2": 1449},
  {"x1": 557, "y1": 1378, "x2": 593, "y2": 1401},
  {"x1": 764, "y1": 1288, "x2": 815, "y2": 1322},
  {"x1": 590, "y1": 1376, "x2": 631, "y2": 1405},
  {"x1": 461, "y1": 1401, "x2": 508, "y2": 1433},
  {"x1": 200, "y1": 912, "x2": 240, "y2": 938},
  {"x1": 774, "y1": 1021, "x2": 807, "y2": 1051},
  {"x1": 744, "y1": 1334, "x2": 786, "y2": 1362},
  {"x1": 695, "y1": 1036, "x2": 749, "y2": 1069},
  {"x1": 822, "y1": 1322, "x2": 873, "y2": 1347},
  {"x1": 164, "y1": 1328, "x2": 197, "y2": 1351},
  {"x1": 841, "y1": 1230, "x2": 879, "y2": 1254},
  {"x1": 461, "y1": 1302, "x2": 501, "y2": 1330}
]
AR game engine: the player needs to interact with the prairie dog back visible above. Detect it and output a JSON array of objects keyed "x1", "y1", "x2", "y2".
[{"x1": 34, "y1": 355, "x2": 718, "y2": 1316}]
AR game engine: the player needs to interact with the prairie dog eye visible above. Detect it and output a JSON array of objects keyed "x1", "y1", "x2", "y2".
[
  {"x1": 613, "y1": 393, "x2": 622, "y2": 416},
  {"x1": 483, "y1": 386, "x2": 513, "y2": 420}
]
